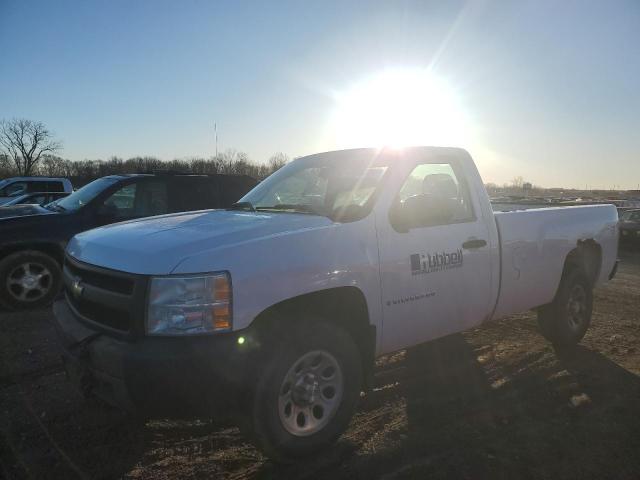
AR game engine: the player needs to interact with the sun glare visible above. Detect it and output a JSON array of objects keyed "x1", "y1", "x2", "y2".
[{"x1": 330, "y1": 69, "x2": 471, "y2": 149}]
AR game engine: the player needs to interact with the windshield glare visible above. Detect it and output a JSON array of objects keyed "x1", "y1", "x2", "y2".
[
  {"x1": 240, "y1": 157, "x2": 388, "y2": 220},
  {"x1": 53, "y1": 177, "x2": 118, "y2": 211}
]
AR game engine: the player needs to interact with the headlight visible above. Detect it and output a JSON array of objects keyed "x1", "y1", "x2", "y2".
[{"x1": 146, "y1": 272, "x2": 232, "y2": 335}]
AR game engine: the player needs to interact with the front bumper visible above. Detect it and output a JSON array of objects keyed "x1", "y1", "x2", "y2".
[{"x1": 53, "y1": 299, "x2": 259, "y2": 418}]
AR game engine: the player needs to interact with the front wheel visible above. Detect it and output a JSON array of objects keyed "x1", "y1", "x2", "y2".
[
  {"x1": 537, "y1": 267, "x2": 593, "y2": 348},
  {"x1": 0, "y1": 250, "x2": 61, "y2": 310},
  {"x1": 250, "y1": 321, "x2": 362, "y2": 460}
]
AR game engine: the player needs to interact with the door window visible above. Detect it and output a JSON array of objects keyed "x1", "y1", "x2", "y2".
[
  {"x1": 394, "y1": 163, "x2": 474, "y2": 228},
  {"x1": 134, "y1": 181, "x2": 168, "y2": 216},
  {"x1": 101, "y1": 181, "x2": 168, "y2": 220},
  {"x1": 46, "y1": 181, "x2": 65, "y2": 192},
  {"x1": 103, "y1": 184, "x2": 136, "y2": 219},
  {"x1": 27, "y1": 182, "x2": 45, "y2": 193},
  {"x1": 171, "y1": 178, "x2": 218, "y2": 211}
]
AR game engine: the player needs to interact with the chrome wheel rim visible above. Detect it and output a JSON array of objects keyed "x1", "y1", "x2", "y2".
[
  {"x1": 567, "y1": 284, "x2": 587, "y2": 331},
  {"x1": 6, "y1": 262, "x2": 52, "y2": 302},
  {"x1": 278, "y1": 350, "x2": 343, "y2": 437}
]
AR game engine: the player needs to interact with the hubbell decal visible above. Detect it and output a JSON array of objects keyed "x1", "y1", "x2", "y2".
[{"x1": 411, "y1": 249, "x2": 463, "y2": 275}]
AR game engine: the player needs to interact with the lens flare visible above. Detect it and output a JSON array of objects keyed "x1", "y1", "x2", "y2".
[{"x1": 330, "y1": 68, "x2": 471, "y2": 149}]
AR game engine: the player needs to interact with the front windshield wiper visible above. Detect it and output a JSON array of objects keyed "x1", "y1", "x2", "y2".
[
  {"x1": 228, "y1": 201, "x2": 256, "y2": 212},
  {"x1": 255, "y1": 204, "x2": 327, "y2": 217}
]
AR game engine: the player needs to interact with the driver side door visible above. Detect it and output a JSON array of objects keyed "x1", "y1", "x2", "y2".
[{"x1": 377, "y1": 160, "x2": 493, "y2": 353}]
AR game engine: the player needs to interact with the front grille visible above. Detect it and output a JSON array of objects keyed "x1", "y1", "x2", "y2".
[
  {"x1": 70, "y1": 296, "x2": 132, "y2": 331},
  {"x1": 65, "y1": 260, "x2": 134, "y2": 295},
  {"x1": 63, "y1": 255, "x2": 147, "y2": 335}
]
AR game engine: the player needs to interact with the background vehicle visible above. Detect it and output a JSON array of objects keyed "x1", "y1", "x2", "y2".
[
  {"x1": 0, "y1": 177, "x2": 72, "y2": 205},
  {"x1": 619, "y1": 209, "x2": 640, "y2": 240},
  {"x1": 54, "y1": 147, "x2": 618, "y2": 459},
  {"x1": 0, "y1": 173, "x2": 256, "y2": 310},
  {"x1": 1, "y1": 191, "x2": 69, "y2": 207}
]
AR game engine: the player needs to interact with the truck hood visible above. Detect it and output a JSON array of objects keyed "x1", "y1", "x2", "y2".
[
  {"x1": 67, "y1": 209, "x2": 334, "y2": 274},
  {"x1": 0, "y1": 204, "x2": 54, "y2": 219}
]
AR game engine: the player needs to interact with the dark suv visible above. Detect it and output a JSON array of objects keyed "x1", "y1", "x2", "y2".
[
  {"x1": 0, "y1": 173, "x2": 257, "y2": 310},
  {"x1": 619, "y1": 208, "x2": 640, "y2": 241}
]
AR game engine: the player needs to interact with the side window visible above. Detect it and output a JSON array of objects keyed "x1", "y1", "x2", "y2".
[
  {"x1": 393, "y1": 162, "x2": 474, "y2": 229},
  {"x1": 172, "y1": 178, "x2": 218, "y2": 211},
  {"x1": 102, "y1": 184, "x2": 137, "y2": 219},
  {"x1": 134, "y1": 181, "x2": 168, "y2": 216},
  {"x1": 46, "y1": 181, "x2": 65, "y2": 192},
  {"x1": 26, "y1": 182, "x2": 44, "y2": 193},
  {"x1": 103, "y1": 181, "x2": 169, "y2": 220}
]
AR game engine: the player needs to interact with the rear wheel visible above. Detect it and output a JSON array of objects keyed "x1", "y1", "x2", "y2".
[
  {"x1": 0, "y1": 250, "x2": 61, "y2": 310},
  {"x1": 250, "y1": 321, "x2": 362, "y2": 460},
  {"x1": 537, "y1": 267, "x2": 593, "y2": 348}
]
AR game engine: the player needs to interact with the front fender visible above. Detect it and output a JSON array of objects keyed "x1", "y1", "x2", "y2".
[{"x1": 171, "y1": 216, "x2": 384, "y2": 349}]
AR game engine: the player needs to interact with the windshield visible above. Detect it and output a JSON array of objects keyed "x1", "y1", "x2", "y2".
[
  {"x1": 52, "y1": 177, "x2": 119, "y2": 212},
  {"x1": 239, "y1": 154, "x2": 388, "y2": 220},
  {"x1": 5, "y1": 194, "x2": 29, "y2": 205}
]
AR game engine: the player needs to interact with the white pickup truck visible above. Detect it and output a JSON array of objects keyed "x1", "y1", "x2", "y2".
[{"x1": 54, "y1": 147, "x2": 618, "y2": 458}]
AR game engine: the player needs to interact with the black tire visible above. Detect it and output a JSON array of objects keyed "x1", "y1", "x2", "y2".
[
  {"x1": 537, "y1": 266, "x2": 593, "y2": 348},
  {"x1": 250, "y1": 320, "x2": 362, "y2": 460},
  {"x1": 0, "y1": 250, "x2": 62, "y2": 310}
]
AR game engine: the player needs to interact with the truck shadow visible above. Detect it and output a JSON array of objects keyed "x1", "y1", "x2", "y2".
[
  {"x1": 17, "y1": 330, "x2": 639, "y2": 479},
  {"x1": 254, "y1": 334, "x2": 640, "y2": 479}
]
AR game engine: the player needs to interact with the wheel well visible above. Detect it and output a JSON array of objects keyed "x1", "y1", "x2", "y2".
[
  {"x1": 564, "y1": 239, "x2": 602, "y2": 286},
  {"x1": 250, "y1": 287, "x2": 375, "y2": 385},
  {"x1": 0, "y1": 243, "x2": 64, "y2": 266}
]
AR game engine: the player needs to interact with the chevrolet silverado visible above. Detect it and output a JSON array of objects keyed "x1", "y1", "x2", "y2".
[{"x1": 54, "y1": 147, "x2": 618, "y2": 458}]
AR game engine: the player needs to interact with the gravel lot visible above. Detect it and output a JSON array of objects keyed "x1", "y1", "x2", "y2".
[{"x1": 2, "y1": 244, "x2": 639, "y2": 479}]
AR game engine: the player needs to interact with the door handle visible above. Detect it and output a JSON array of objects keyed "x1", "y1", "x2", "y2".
[{"x1": 462, "y1": 239, "x2": 487, "y2": 249}]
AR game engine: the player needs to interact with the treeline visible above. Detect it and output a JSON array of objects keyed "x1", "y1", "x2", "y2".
[{"x1": 0, "y1": 150, "x2": 288, "y2": 187}]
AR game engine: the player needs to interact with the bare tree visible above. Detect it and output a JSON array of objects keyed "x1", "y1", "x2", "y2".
[
  {"x1": 511, "y1": 176, "x2": 524, "y2": 189},
  {"x1": 0, "y1": 118, "x2": 62, "y2": 176},
  {"x1": 0, "y1": 153, "x2": 13, "y2": 178},
  {"x1": 40, "y1": 154, "x2": 73, "y2": 177},
  {"x1": 268, "y1": 152, "x2": 289, "y2": 172}
]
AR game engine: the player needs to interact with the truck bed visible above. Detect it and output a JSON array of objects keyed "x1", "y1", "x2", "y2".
[{"x1": 491, "y1": 204, "x2": 618, "y2": 319}]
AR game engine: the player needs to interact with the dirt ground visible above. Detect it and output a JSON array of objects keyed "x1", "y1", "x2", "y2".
[{"x1": 1, "y1": 245, "x2": 639, "y2": 479}]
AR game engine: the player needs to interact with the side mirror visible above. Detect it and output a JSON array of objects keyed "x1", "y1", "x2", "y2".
[{"x1": 389, "y1": 194, "x2": 455, "y2": 232}]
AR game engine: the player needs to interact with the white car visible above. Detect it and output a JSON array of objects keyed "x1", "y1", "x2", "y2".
[
  {"x1": 54, "y1": 147, "x2": 618, "y2": 459},
  {"x1": 0, "y1": 176, "x2": 72, "y2": 205}
]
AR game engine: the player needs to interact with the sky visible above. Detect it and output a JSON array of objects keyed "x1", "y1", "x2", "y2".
[{"x1": 1, "y1": 0, "x2": 639, "y2": 189}]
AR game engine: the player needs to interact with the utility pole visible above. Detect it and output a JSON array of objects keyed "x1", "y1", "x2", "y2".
[{"x1": 214, "y1": 123, "x2": 218, "y2": 158}]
